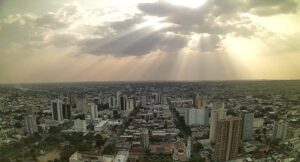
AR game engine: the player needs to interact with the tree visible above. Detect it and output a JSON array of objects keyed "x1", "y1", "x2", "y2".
[
  {"x1": 113, "y1": 110, "x2": 120, "y2": 119},
  {"x1": 103, "y1": 144, "x2": 115, "y2": 155},
  {"x1": 74, "y1": 114, "x2": 85, "y2": 120},
  {"x1": 78, "y1": 142, "x2": 92, "y2": 152},
  {"x1": 189, "y1": 156, "x2": 205, "y2": 162},
  {"x1": 87, "y1": 124, "x2": 94, "y2": 131},
  {"x1": 193, "y1": 142, "x2": 204, "y2": 153},
  {"x1": 14, "y1": 122, "x2": 22, "y2": 128},
  {"x1": 60, "y1": 144, "x2": 75, "y2": 161},
  {"x1": 178, "y1": 132, "x2": 184, "y2": 138},
  {"x1": 95, "y1": 134, "x2": 105, "y2": 148},
  {"x1": 64, "y1": 132, "x2": 84, "y2": 146},
  {"x1": 45, "y1": 135, "x2": 63, "y2": 145},
  {"x1": 48, "y1": 126, "x2": 61, "y2": 134}
]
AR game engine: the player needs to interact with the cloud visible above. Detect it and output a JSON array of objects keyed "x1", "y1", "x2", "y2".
[
  {"x1": 110, "y1": 15, "x2": 144, "y2": 32},
  {"x1": 2, "y1": 2, "x2": 81, "y2": 29},
  {"x1": 136, "y1": 0, "x2": 299, "y2": 53},
  {"x1": 80, "y1": 27, "x2": 187, "y2": 56},
  {"x1": 46, "y1": 33, "x2": 79, "y2": 48},
  {"x1": 1, "y1": 0, "x2": 299, "y2": 57},
  {"x1": 247, "y1": 0, "x2": 298, "y2": 16},
  {"x1": 138, "y1": 1, "x2": 254, "y2": 36}
]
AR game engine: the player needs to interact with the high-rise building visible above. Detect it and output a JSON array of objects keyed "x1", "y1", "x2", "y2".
[
  {"x1": 51, "y1": 99, "x2": 63, "y2": 121},
  {"x1": 186, "y1": 136, "x2": 192, "y2": 160},
  {"x1": 62, "y1": 104, "x2": 72, "y2": 120},
  {"x1": 108, "y1": 96, "x2": 117, "y2": 108},
  {"x1": 210, "y1": 102, "x2": 226, "y2": 143},
  {"x1": 183, "y1": 107, "x2": 209, "y2": 126},
  {"x1": 273, "y1": 120, "x2": 288, "y2": 140},
  {"x1": 162, "y1": 95, "x2": 168, "y2": 105},
  {"x1": 120, "y1": 95, "x2": 128, "y2": 111},
  {"x1": 64, "y1": 94, "x2": 77, "y2": 108},
  {"x1": 90, "y1": 103, "x2": 98, "y2": 120},
  {"x1": 140, "y1": 95, "x2": 147, "y2": 107},
  {"x1": 116, "y1": 91, "x2": 122, "y2": 108},
  {"x1": 193, "y1": 94, "x2": 207, "y2": 109},
  {"x1": 24, "y1": 115, "x2": 38, "y2": 135},
  {"x1": 127, "y1": 98, "x2": 135, "y2": 111},
  {"x1": 152, "y1": 92, "x2": 162, "y2": 104},
  {"x1": 76, "y1": 98, "x2": 87, "y2": 112},
  {"x1": 240, "y1": 112, "x2": 254, "y2": 141},
  {"x1": 99, "y1": 94, "x2": 108, "y2": 105},
  {"x1": 140, "y1": 129, "x2": 149, "y2": 148},
  {"x1": 214, "y1": 117, "x2": 242, "y2": 162}
]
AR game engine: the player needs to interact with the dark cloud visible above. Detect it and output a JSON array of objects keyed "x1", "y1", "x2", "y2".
[
  {"x1": 2, "y1": 0, "x2": 298, "y2": 57},
  {"x1": 79, "y1": 27, "x2": 187, "y2": 56},
  {"x1": 138, "y1": 0, "x2": 299, "y2": 34},
  {"x1": 138, "y1": 1, "x2": 249, "y2": 36},
  {"x1": 134, "y1": 0, "x2": 299, "y2": 53},
  {"x1": 110, "y1": 16, "x2": 144, "y2": 32}
]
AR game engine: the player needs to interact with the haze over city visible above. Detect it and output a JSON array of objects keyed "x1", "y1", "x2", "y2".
[
  {"x1": 0, "y1": 0, "x2": 300, "y2": 84},
  {"x1": 1, "y1": 1, "x2": 300, "y2": 162}
]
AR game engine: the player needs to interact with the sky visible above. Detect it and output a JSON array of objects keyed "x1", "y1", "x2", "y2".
[{"x1": 0, "y1": 0, "x2": 299, "y2": 83}]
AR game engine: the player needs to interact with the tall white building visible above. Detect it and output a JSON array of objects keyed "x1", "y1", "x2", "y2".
[
  {"x1": 51, "y1": 99, "x2": 63, "y2": 121},
  {"x1": 240, "y1": 112, "x2": 254, "y2": 141},
  {"x1": 140, "y1": 129, "x2": 149, "y2": 148},
  {"x1": 182, "y1": 108, "x2": 209, "y2": 126},
  {"x1": 89, "y1": 103, "x2": 98, "y2": 120},
  {"x1": 127, "y1": 98, "x2": 135, "y2": 111},
  {"x1": 209, "y1": 102, "x2": 226, "y2": 143},
  {"x1": 273, "y1": 120, "x2": 288, "y2": 140},
  {"x1": 24, "y1": 115, "x2": 38, "y2": 135}
]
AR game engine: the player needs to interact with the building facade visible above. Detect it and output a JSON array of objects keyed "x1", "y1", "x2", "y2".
[
  {"x1": 90, "y1": 103, "x2": 98, "y2": 120},
  {"x1": 24, "y1": 115, "x2": 38, "y2": 135},
  {"x1": 273, "y1": 120, "x2": 288, "y2": 140},
  {"x1": 51, "y1": 99, "x2": 63, "y2": 121},
  {"x1": 214, "y1": 117, "x2": 242, "y2": 162},
  {"x1": 209, "y1": 102, "x2": 226, "y2": 143},
  {"x1": 62, "y1": 104, "x2": 72, "y2": 120},
  {"x1": 240, "y1": 112, "x2": 254, "y2": 141}
]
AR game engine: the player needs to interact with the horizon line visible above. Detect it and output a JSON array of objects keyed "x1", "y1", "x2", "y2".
[{"x1": 0, "y1": 79, "x2": 300, "y2": 85}]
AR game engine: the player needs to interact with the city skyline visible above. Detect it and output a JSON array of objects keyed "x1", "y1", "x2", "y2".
[{"x1": 0, "y1": 0, "x2": 300, "y2": 83}]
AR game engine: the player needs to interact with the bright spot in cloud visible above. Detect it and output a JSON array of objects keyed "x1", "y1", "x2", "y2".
[
  {"x1": 165, "y1": 0, "x2": 207, "y2": 8},
  {"x1": 137, "y1": 16, "x2": 172, "y2": 30}
]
